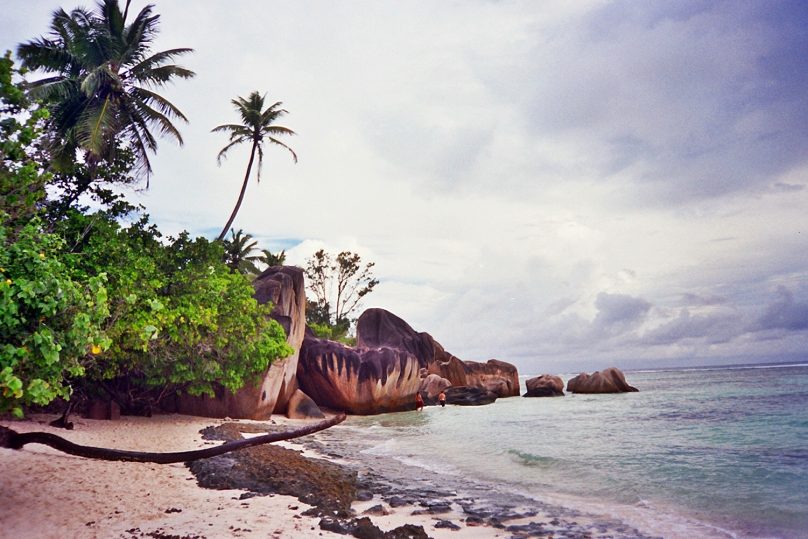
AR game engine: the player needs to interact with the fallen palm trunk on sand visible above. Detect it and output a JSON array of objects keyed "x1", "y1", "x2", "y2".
[{"x1": 0, "y1": 413, "x2": 345, "y2": 464}]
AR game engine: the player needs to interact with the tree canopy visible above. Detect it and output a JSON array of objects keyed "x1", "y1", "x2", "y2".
[
  {"x1": 16, "y1": 0, "x2": 195, "y2": 181},
  {"x1": 305, "y1": 249, "x2": 379, "y2": 341}
]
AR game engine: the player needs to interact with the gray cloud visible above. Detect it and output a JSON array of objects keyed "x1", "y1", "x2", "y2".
[{"x1": 752, "y1": 286, "x2": 808, "y2": 332}]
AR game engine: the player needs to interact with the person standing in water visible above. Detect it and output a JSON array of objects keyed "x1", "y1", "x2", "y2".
[
  {"x1": 415, "y1": 392, "x2": 424, "y2": 411},
  {"x1": 438, "y1": 391, "x2": 446, "y2": 407}
]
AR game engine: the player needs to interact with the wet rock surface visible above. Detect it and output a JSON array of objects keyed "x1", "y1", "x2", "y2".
[
  {"x1": 186, "y1": 419, "x2": 660, "y2": 539},
  {"x1": 294, "y1": 427, "x2": 662, "y2": 539},
  {"x1": 186, "y1": 422, "x2": 356, "y2": 513}
]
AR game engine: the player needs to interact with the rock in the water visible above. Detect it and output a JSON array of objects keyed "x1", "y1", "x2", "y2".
[
  {"x1": 297, "y1": 337, "x2": 422, "y2": 414},
  {"x1": 464, "y1": 359, "x2": 520, "y2": 397},
  {"x1": 523, "y1": 374, "x2": 565, "y2": 397},
  {"x1": 285, "y1": 389, "x2": 325, "y2": 419},
  {"x1": 419, "y1": 373, "x2": 452, "y2": 398},
  {"x1": 566, "y1": 367, "x2": 638, "y2": 393},
  {"x1": 443, "y1": 386, "x2": 498, "y2": 406},
  {"x1": 174, "y1": 266, "x2": 307, "y2": 419}
]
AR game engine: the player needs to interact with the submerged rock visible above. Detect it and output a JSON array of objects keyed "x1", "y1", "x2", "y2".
[
  {"x1": 523, "y1": 374, "x2": 565, "y2": 397},
  {"x1": 443, "y1": 386, "x2": 498, "y2": 406},
  {"x1": 566, "y1": 367, "x2": 638, "y2": 393}
]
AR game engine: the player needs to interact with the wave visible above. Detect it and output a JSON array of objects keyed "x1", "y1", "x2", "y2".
[
  {"x1": 628, "y1": 362, "x2": 808, "y2": 374},
  {"x1": 508, "y1": 449, "x2": 564, "y2": 469}
]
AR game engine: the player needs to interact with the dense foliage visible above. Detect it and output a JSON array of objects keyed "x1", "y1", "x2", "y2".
[
  {"x1": 16, "y1": 0, "x2": 195, "y2": 179},
  {"x1": 1, "y1": 46, "x2": 291, "y2": 417},
  {"x1": 1, "y1": 218, "x2": 109, "y2": 417},
  {"x1": 56, "y1": 212, "x2": 292, "y2": 410}
]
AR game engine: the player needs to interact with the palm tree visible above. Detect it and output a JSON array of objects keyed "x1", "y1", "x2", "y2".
[
  {"x1": 257, "y1": 248, "x2": 286, "y2": 268},
  {"x1": 212, "y1": 91, "x2": 297, "y2": 241},
  {"x1": 17, "y1": 0, "x2": 195, "y2": 181},
  {"x1": 222, "y1": 228, "x2": 261, "y2": 274}
]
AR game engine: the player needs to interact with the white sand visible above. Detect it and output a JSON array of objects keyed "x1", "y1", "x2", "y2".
[{"x1": 1, "y1": 413, "x2": 501, "y2": 538}]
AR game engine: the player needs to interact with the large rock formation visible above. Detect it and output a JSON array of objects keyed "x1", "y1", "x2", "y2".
[
  {"x1": 566, "y1": 367, "x2": 638, "y2": 394},
  {"x1": 356, "y1": 308, "x2": 520, "y2": 398},
  {"x1": 356, "y1": 308, "x2": 467, "y2": 385},
  {"x1": 464, "y1": 359, "x2": 520, "y2": 397},
  {"x1": 174, "y1": 266, "x2": 307, "y2": 419},
  {"x1": 297, "y1": 337, "x2": 422, "y2": 415},
  {"x1": 523, "y1": 375, "x2": 565, "y2": 397}
]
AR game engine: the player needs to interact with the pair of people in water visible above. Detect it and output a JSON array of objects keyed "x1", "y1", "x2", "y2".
[{"x1": 415, "y1": 391, "x2": 446, "y2": 411}]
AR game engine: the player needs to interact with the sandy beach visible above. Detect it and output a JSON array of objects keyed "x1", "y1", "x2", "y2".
[{"x1": 0, "y1": 413, "x2": 504, "y2": 539}]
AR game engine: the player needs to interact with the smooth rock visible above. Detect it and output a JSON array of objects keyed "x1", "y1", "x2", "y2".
[
  {"x1": 285, "y1": 389, "x2": 325, "y2": 419},
  {"x1": 356, "y1": 308, "x2": 468, "y2": 385},
  {"x1": 443, "y1": 386, "x2": 498, "y2": 406},
  {"x1": 464, "y1": 359, "x2": 521, "y2": 397},
  {"x1": 297, "y1": 337, "x2": 422, "y2": 414},
  {"x1": 566, "y1": 367, "x2": 639, "y2": 393},
  {"x1": 419, "y1": 373, "x2": 452, "y2": 398},
  {"x1": 524, "y1": 374, "x2": 565, "y2": 397}
]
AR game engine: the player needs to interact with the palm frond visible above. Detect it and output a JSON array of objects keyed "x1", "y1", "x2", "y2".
[
  {"x1": 215, "y1": 138, "x2": 248, "y2": 165},
  {"x1": 267, "y1": 137, "x2": 298, "y2": 163},
  {"x1": 128, "y1": 97, "x2": 184, "y2": 145},
  {"x1": 125, "y1": 48, "x2": 194, "y2": 81},
  {"x1": 131, "y1": 87, "x2": 188, "y2": 122}
]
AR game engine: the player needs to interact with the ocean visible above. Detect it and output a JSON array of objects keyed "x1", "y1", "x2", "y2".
[{"x1": 308, "y1": 363, "x2": 808, "y2": 538}]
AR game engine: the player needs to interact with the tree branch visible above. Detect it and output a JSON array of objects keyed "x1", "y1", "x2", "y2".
[{"x1": 0, "y1": 413, "x2": 346, "y2": 464}]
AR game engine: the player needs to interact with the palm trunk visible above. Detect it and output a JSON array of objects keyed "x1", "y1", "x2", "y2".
[{"x1": 217, "y1": 140, "x2": 258, "y2": 241}]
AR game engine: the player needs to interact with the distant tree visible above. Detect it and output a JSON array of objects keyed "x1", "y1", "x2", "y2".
[
  {"x1": 257, "y1": 248, "x2": 286, "y2": 268},
  {"x1": 304, "y1": 249, "x2": 379, "y2": 335},
  {"x1": 221, "y1": 228, "x2": 260, "y2": 274},
  {"x1": 212, "y1": 91, "x2": 297, "y2": 241},
  {"x1": 16, "y1": 0, "x2": 195, "y2": 183}
]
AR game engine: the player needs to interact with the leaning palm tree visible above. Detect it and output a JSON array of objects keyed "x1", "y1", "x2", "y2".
[
  {"x1": 212, "y1": 91, "x2": 297, "y2": 241},
  {"x1": 17, "y1": 0, "x2": 195, "y2": 180}
]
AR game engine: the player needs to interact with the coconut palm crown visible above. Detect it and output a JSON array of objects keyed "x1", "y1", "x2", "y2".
[
  {"x1": 17, "y1": 0, "x2": 195, "y2": 179},
  {"x1": 212, "y1": 91, "x2": 297, "y2": 241}
]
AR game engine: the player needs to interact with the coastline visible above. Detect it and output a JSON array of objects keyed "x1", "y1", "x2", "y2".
[
  {"x1": 0, "y1": 408, "x2": 745, "y2": 539},
  {"x1": 0, "y1": 413, "x2": 511, "y2": 538}
]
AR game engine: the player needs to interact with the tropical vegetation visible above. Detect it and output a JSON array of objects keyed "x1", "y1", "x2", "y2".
[
  {"x1": 212, "y1": 91, "x2": 297, "y2": 240},
  {"x1": 1, "y1": 2, "x2": 293, "y2": 419},
  {"x1": 16, "y1": 0, "x2": 195, "y2": 181},
  {"x1": 305, "y1": 249, "x2": 379, "y2": 343}
]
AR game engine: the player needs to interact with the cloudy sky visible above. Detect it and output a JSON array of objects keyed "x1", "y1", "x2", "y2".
[{"x1": 3, "y1": 0, "x2": 808, "y2": 373}]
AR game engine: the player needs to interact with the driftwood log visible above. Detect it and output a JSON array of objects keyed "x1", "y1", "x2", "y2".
[{"x1": 0, "y1": 413, "x2": 345, "y2": 464}]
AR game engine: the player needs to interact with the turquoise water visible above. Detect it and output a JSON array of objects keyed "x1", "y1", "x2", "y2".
[{"x1": 336, "y1": 363, "x2": 808, "y2": 538}]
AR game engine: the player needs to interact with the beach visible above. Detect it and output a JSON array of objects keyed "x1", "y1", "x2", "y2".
[
  {"x1": 0, "y1": 413, "x2": 507, "y2": 539},
  {"x1": 3, "y1": 364, "x2": 807, "y2": 539}
]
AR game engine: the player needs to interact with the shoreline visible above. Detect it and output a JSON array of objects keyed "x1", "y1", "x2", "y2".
[
  {"x1": 0, "y1": 413, "x2": 515, "y2": 538},
  {"x1": 0, "y1": 411, "x2": 731, "y2": 539}
]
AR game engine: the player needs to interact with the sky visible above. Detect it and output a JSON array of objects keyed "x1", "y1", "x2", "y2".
[{"x1": 3, "y1": 0, "x2": 808, "y2": 374}]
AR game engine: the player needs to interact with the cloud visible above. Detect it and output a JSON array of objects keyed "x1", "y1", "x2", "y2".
[
  {"x1": 752, "y1": 287, "x2": 808, "y2": 332},
  {"x1": 3, "y1": 0, "x2": 808, "y2": 373},
  {"x1": 592, "y1": 292, "x2": 652, "y2": 334}
]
